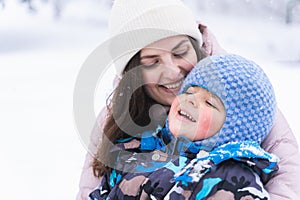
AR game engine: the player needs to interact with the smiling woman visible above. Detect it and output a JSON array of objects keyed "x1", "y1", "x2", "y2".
[{"x1": 141, "y1": 35, "x2": 200, "y2": 106}]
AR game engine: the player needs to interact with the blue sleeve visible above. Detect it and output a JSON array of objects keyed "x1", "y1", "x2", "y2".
[{"x1": 140, "y1": 130, "x2": 165, "y2": 151}]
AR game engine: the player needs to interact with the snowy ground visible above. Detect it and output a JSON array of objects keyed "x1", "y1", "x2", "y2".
[{"x1": 0, "y1": 1, "x2": 299, "y2": 199}]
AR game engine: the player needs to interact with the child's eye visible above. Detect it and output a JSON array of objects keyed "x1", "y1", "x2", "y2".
[
  {"x1": 206, "y1": 100, "x2": 217, "y2": 109},
  {"x1": 185, "y1": 87, "x2": 194, "y2": 94}
]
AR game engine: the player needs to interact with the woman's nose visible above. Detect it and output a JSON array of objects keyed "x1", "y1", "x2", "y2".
[{"x1": 161, "y1": 56, "x2": 181, "y2": 78}]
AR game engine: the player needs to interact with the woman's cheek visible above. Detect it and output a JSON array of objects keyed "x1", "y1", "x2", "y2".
[
  {"x1": 181, "y1": 53, "x2": 197, "y2": 72},
  {"x1": 142, "y1": 69, "x2": 157, "y2": 85},
  {"x1": 180, "y1": 61, "x2": 194, "y2": 73}
]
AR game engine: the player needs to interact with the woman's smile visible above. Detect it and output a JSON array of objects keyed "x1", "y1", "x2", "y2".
[
  {"x1": 159, "y1": 78, "x2": 184, "y2": 93},
  {"x1": 140, "y1": 35, "x2": 197, "y2": 105}
]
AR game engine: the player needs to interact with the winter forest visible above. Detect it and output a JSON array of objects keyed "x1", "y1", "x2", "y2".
[{"x1": 0, "y1": 0, "x2": 300, "y2": 199}]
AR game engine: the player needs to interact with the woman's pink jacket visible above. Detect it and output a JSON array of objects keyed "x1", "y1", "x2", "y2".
[{"x1": 76, "y1": 24, "x2": 300, "y2": 200}]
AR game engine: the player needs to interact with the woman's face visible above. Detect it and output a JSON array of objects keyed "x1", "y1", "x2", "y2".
[
  {"x1": 168, "y1": 86, "x2": 226, "y2": 141},
  {"x1": 140, "y1": 35, "x2": 198, "y2": 105}
]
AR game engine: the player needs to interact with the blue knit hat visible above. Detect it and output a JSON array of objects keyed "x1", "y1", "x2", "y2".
[{"x1": 175, "y1": 54, "x2": 276, "y2": 151}]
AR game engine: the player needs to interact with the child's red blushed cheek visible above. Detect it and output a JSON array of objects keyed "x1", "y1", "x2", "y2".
[{"x1": 195, "y1": 109, "x2": 212, "y2": 139}]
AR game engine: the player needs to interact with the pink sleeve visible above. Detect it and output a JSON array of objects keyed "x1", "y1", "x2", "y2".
[
  {"x1": 261, "y1": 108, "x2": 300, "y2": 199},
  {"x1": 76, "y1": 107, "x2": 108, "y2": 200}
]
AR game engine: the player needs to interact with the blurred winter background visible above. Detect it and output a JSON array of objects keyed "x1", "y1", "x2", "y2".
[{"x1": 0, "y1": 0, "x2": 299, "y2": 199}]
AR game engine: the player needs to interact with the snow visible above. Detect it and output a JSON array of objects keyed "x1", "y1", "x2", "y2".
[{"x1": 0, "y1": 1, "x2": 299, "y2": 199}]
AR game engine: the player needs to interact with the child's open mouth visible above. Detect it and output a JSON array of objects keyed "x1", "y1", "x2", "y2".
[{"x1": 178, "y1": 110, "x2": 196, "y2": 122}]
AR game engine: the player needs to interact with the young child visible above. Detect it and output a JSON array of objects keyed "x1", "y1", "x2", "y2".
[{"x1": 89, "y1": 54, "x2": 279, "y2": 200}]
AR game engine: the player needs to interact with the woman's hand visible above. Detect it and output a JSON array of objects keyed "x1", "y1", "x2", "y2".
[{"x1": 198, "y1": 22, "x2": 226, "y2": 55}]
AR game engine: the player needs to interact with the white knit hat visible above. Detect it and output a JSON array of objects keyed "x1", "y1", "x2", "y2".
[{"x1": 108, "y1": 0, "x2": 202, "y2": 76}]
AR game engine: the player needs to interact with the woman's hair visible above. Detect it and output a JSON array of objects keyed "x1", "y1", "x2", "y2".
[{"x1": 92, "y1": 37, "x2": 207, "y2": 177}]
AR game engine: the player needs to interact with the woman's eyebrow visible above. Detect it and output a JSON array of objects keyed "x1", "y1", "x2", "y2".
[{"x1": 172, "y1": 40, "x2": 189, "y2": 51}]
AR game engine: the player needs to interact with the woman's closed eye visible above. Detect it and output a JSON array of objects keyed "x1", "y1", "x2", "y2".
[
  {"x1": 173, "y1": 46, "x2": 189, "y2": 58},
  {"x1": 141, "y1": 59, "x2": 159, "y2": 69}
]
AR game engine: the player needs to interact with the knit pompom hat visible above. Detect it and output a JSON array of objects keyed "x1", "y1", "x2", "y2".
[
  {"x1": 177, "y1": 54, "x2": 277, "y2": 151},
  {"x1": 108, "y1": 0, "x2": 202, "y2": 76}
]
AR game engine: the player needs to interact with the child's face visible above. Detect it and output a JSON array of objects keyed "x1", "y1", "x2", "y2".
[{"x1": 168, "y1": 86, "x2": 226, "y2": 141}]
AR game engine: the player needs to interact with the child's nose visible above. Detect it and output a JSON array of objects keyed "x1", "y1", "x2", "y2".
[{"x1": 186, "y1": 94, "x2": 198, "y2": 107}]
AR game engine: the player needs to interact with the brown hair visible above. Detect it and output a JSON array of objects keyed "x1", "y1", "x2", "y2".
[{"x1": 92, "y1": 37, "x2": 206, "y2": 177}]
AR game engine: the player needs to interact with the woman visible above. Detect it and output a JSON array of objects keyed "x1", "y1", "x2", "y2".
[{"x1": 77, "y1": 0, "x2": 300, "y2": 199}]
